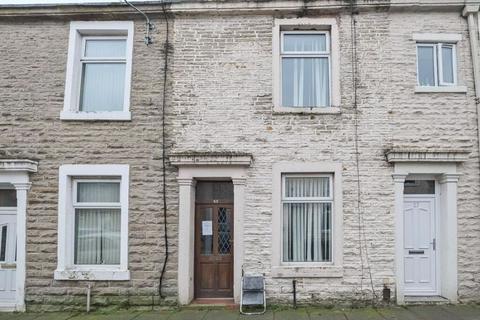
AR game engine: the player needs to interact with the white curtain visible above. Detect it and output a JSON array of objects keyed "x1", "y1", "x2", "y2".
[
  {"x1": 283, "y1": 202, "x2": 331, "y2": 262},
  {"x1": 285, "y1": 176, "x2": 330, "y2": 198},
  {"x1": 75, "y1": 208, "x2": 121, "y2": 265},
  {"x1": 282, "y1": 58, "x2": 329, "y2": 107},
  {"x1": 282, "y1": 33, "x2": 329, "y2": 107},
  {"x1": 77, "y1": 182, "x2": 120, "y2": 203}
]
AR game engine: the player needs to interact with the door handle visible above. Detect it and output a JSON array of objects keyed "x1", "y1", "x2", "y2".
[{"x1": 408, "y1": 250, "x2": 424, "y2": 255}]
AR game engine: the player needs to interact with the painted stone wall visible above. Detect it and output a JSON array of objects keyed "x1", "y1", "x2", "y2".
[{"x1": 168, "y1": 10, "x2": 479, "y2": 304}]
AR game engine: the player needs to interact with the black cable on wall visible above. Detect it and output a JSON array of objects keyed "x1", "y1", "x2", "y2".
[{"x1": 158, "y1": 0, "x2": 170, "y2": 299}]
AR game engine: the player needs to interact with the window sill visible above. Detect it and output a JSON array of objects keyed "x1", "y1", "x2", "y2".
[
  {"x1": 54, "y1": 269, "x2": 130, "y2": 281},
  {"x1": 415, "y1": 86, "x2": 467, "y2": 93},
  {"x1": 271, "y1": 265, "x2": 343, "y2": 278},
  {"x1": 60, "y1": 111, "x2": 132, "y2": 121},
  {"x1": 273, "y1": 106, "x2": 341, "y2": 115}
]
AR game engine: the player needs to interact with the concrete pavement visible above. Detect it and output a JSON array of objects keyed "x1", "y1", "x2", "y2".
[{"x1": 0, "y1": 305, "x2": 479, "y2": 320}]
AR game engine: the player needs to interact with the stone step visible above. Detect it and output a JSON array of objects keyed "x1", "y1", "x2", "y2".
[{"x1": 404, "y1": 296, "x2": 450, "y2": 305}]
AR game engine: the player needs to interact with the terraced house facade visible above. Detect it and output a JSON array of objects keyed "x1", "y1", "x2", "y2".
[{"x1": 0, "y1": 0, "x2": 480, "y2": 312}]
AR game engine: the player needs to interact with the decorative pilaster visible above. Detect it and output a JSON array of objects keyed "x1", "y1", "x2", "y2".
[
  {"x1": 177, "y1": 178, "x2": 196, "y2": 305},
  {"x1": 439, "y1": 174, "x2": 460, "y2": 302},
  {"x1": 13, "y1": 182, "x2": 31, "y2": 312},
  {"x1": 391, "y1": 174, "x2": 406, "y2": 304},
  {"x1": 232, "y1": 177, "x2": 246, "y2": 303}
]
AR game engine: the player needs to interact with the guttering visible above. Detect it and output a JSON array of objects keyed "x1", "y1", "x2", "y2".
[{"x1": 463, "y1": 5, "x2": 480, "y2": 163}]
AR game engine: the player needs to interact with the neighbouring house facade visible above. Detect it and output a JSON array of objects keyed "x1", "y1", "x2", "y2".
[{"x1": 0, "y1": 0, "x2": 480, "y2": 312}]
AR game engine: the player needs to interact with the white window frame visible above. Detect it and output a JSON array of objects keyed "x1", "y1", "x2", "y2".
[
  {"x1": 273, "y1": 18, "x2": 341, "y2": 114},
  {"x1": 416, "y1": 43, "x2": 457, "y2": 87},
  {"x1": 281, "y1": 173, "x2": 333, "y2": 264},
  {"x1": 279, "y1": 31, "x2": 332, "y2": 109},
  {"x1": 55, "y1": 164, "x2": 130, "y2": 281},
  {"x1": 413, "y1": 33, "x2": 466, "y2": 93},
  {"x1": 61, "y1": 21, "x2": 134, "y2": 121},
  {"x1": 271, "y1": 163, "x2": 343, "y2": 278},
  {"x1": 438, "y1": 43, "x2": 457, "y2": 86},
  {"x1": 72, "y1": 179, "x2": 121, "y2": 265}
]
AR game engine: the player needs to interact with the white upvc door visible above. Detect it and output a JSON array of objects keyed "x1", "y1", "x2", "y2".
[
  {"x1": 403, "y1": 196, "x2": 437, "y2": 295},
  {"x1": 0, "y1": 211, "x2": 16, "y2": 304}
]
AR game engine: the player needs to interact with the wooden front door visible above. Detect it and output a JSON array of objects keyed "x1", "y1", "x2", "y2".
[{"x1": 195, "y1": 204, "x2": 234, "y2": 298}]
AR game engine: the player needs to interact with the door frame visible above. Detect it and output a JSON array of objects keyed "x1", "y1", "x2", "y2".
[
  {"x1": 403, "y1": 187, "x2": 440, "y2": 296},
  {"x1": 0, "y1": 208, "x2": 17, "y2": 307},
  {"x1": 390, "y1": 157, "x2": 462, "y2": 304},
  {"x1": 194, "y1": 202, "x2": 234, "y2": 299},
  {"x1": 0, "y1": 159, "x2": 37, "y2": 312},
  {"x1": 171, "y1": 154, "x2": 251, "y2": 305}
]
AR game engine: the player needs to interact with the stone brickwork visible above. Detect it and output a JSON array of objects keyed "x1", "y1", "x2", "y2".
[{"x1": 0, "y1": 1, "x2": 479, "y2": 310}]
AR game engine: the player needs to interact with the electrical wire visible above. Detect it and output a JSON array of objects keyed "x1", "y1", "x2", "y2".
[{"x1": 158, "y1": 0, "x2": 170, "y2": 299}]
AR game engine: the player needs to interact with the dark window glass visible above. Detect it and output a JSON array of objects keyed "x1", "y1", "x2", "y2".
[
  {"x1": 196, "y1": 181, "x2": 233, "y2": 203},
  {"x1": 404, "y1": 180, "x2": 435, "y2": 194},
  {"x1": 0, "y1": 225, "x2": 7, "y2": 261},
  {"x1": 0, "y1": 189, "x2": 16, "y2": 207},
  {"x1": 217, "y1": 207, "x2": 232, "y2": 255}
]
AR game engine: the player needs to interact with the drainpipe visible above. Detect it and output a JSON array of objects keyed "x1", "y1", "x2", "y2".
[{"x1": 463, "y1": 5, "x2": 480, "y2": 158}]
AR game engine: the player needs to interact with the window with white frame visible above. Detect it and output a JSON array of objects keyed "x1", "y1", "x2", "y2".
[
  {"x1": 61, "y1": 21, "x2": 133, "y2": 121},
  {"x1": 281, "y1": 31, "x2": 331, "y2": 108},
  {"x1": 282, "y1": 174, "x2": 332, "y2": 262},
  {"x1": 417, "y1": 43, "x2": 457, "y2": 87},
  {"x1": 73, "y1": 180, "x2": 121, "y2": 265},
  {"x1": 55, "y1": 165, "x2": 129, "y2": 281}
]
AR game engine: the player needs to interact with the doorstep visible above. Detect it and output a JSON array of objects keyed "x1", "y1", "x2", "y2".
[
  {"x1": 188, "y1": 298, "x2": 237, "y2": 310},
  {"x1": 404, "y1": 295, "x2": 450, "y2": 305}
]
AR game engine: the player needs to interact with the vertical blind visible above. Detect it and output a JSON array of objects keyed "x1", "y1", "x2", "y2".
[
  {"x1": 282, "y1": 33, "x2": 330, "y2": 108},
  {"x1": 74, "y1": 181, "x2": 121, "y2": 265},
  {"x1": 80, "y1": 39, "x2": 127, "y2": 112},
  {"x1": 283, "y1": 176, "x2": 332, "y2": 262}
]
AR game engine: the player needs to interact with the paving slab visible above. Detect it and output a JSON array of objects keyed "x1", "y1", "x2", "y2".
[
  {"x1": 204, "y1": 309, "x2": 239, "y2": 320},
  {"x1": 274, "y1": 308, "x2": 310, "y2": 320},
  {"x1": 407, "y1": 305, "x2": 457, "y2": 320},
  {"x1": 238, "y1": 310, "x2": 274, "y2": 320},
  {"x1": 168, "y1": 309, "x2": 208, "y2": 320},
  {"x1": 0, "y1": 313, "x2": 39, "y2": 320},
  {"x1": 135, "y1": 310, "x2": 175, "y2": 320},
  {"x1": 69, "y1": 311, "x2": 142, "y2": 320},
  {"x1": 376, "y1": 307, "x2": 420, "y2": 320},
  {"x1": 308, "y1": 308, "x2": 347, "y2": 320},
  {"x1": 344, "y1": 308, "x2": 384, "y2": 320},
  {"x1": 439, "y1": 305, "x2": 480, "y2": 320},
  {"x1": 34, "y1": 313, "x2": 78, "y2": 320}
]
